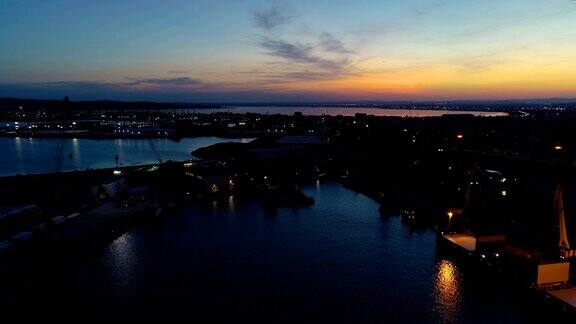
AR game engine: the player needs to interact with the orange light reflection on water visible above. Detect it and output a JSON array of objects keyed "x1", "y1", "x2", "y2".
[{"x1": 433, "y1": 259, "x2": 462, "y2": 323}]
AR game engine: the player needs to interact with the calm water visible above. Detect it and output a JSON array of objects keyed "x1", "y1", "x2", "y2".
[
  {"x1": 182, "y1": 106, "x2": 508, "y2": 117},
  {"x1": 0, "y1": 137, "x2": 253, "y2": 176},
  {"x1": 0, "y1": 182, "x2": 530, "y2": 322}
]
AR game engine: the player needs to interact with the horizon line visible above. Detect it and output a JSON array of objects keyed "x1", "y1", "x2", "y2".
[{"x1": 2, "y1": 96, "x2": 576, "y2": 106}]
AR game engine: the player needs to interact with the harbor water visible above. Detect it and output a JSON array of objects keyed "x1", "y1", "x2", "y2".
[
  {"x1": 0, "y1": 181, "x2": 538, "y2": 322},
  {"x1": 0, "y1": 136, "x2": 253, "y2": 176}
]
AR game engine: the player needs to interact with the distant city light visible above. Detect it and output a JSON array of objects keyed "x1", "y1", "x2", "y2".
[
  {"x1": 456, "y1": 134, "x2": 464, "y2": 139},
  {"x1": 554, "y1": 145, "x2": 563, "y2": 151},
  {"x1": 113, "y1": 170, "x2": 122, "y2": 175}
]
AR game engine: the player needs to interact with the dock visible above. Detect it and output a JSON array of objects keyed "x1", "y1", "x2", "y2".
[
  {"x1": 548, "y1": 288, "x2": 576, "y2": 309},
  {"x1": 58, "y1": 202, "x2": 155, "y2": 241},
  {"x1": 441, "y1": 233, "x2": 477, "y2": 252}
]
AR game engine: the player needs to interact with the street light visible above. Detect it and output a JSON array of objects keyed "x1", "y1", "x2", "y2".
[{"x1": 445, "y1": 211, "x2": 454, "y2": 232}]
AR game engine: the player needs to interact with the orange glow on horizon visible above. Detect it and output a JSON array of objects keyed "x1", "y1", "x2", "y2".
[{"x1": 240, "y1": 59, "x2": 576, "y2": 100}]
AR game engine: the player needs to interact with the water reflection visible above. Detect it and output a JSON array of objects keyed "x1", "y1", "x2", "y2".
[
  {"x1": 433, "y1": 259, "x2": 462, "y2": 323},
  {"x1": 0, "y1": 181, "x2": 527, "y2": 322},
  {"x1": 0, "y1": 137, "x2": 253, "y2": 176},
  {"x1": 14, "y1": 137, "x2": 23, "y2": 162},
  {"x1": 71, "y1": 138, "x2": 81, "y2": 169},
  {"x1": 228, "y1": 195, "x2": 235, "y2": 213},
  {"x1": 115, "y1": 139, "x2": 126, "y2": 166},
  {"x1": 105, "y1": 233, "x2": 138, "y2": 298}
]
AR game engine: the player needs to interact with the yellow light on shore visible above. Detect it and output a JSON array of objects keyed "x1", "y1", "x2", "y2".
[
  {"x1": 447, "y1": 211, "x2": 454, "y2": 219},
  {"x1": 554, "y1": 145, "x2": 563, "y2": 151},
  {"x1": 456, "y1": 134, "x2": 464, "y2": 139}
]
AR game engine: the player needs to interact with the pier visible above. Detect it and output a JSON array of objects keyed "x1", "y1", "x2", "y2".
[
  {"x1": 548, "y1": 288, "x2": 576, "y2": 309},
  {"x1": 442, "y1": 233, "x2": 477, "y2": 252}
]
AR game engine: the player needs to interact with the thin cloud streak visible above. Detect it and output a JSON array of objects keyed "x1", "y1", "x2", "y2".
[
  {"x1": 124, "y1": 77, "x2": 206, "y2": 87},
  {"x1": 318, "y1": 33, "x2": 355, "y2": 55},
  {"x1": 250, "y1": 5, "x2": 357, "y2": 84},
  {"x1": 258, "y1": 37, "x2": 350, "y2": 71},
  {"x1": 167, "y1": 70, "x2": 190, "y2": 74},
  {"x1": 253, "y1": 7, "x2": 292, "y2": 31}
]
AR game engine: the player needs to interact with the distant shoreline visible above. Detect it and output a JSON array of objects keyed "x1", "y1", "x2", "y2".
[{"x1": 0, "y1": 97, "x2": 575, "y2": 111}]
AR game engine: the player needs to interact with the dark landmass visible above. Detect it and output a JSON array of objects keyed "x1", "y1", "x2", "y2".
[
  {"x1": 0, "y1": 97, "x2": 222, "y2": 111},
  {"x1": 1, "y1": 96, "x2": 576, "y2": 112}
]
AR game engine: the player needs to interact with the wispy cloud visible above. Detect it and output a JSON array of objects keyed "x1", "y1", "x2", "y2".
[
  {"x1": 253, "y1": 34, "x2": 355, "y2": 84},
  {"x1": 167, "y1": 70, "x2": 190, "y2": 74},
  {"x1": 41, "y1": 77, "x2": 211, "y2": 89},
  {"x1": 18, "y1": 76, "x2": 219, "y2": 96},
  {"x1": 253, "y1": 7, "x2": 292, "y2": 31},
  {"x1": 251, "y1": 5, "x2": 356, "y2": 84},
  {"x1": 258, "y1": 37, "x2": 350, "y2": 71},
  {"x1": 0, "y1": 80, "x2": 361, "y2": 102},
  {"x1": 318, "y1": 33, "x2": 355, "y2": 55},
  {"x1": 40, "y1": 81, "x2": 123, "y2": 92},
  {"x1": 124, "y1": 77, "x2": 206, "y2": 87},
  {"x1": 235, "y1": 69, "x2": 356, "y2": 85}
]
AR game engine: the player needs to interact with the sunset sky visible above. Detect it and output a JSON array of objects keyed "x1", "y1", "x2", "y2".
[{"x1": 1, "y1": 0, "x2": 576, "y2": 102}]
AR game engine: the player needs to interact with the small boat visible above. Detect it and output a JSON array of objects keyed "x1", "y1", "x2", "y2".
[
  {"x1": 11, "y1": 231, "x2": 33, "y2": 242},
  {"x1": 52, "y1": 216, "x2": 66, "y2": 225},
  {"x1": 0, "y1": 240, "x2": 13, "y2": 252},
  {"x1": 66, "y1": 212, "x2": 81, "y2": 220}
]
